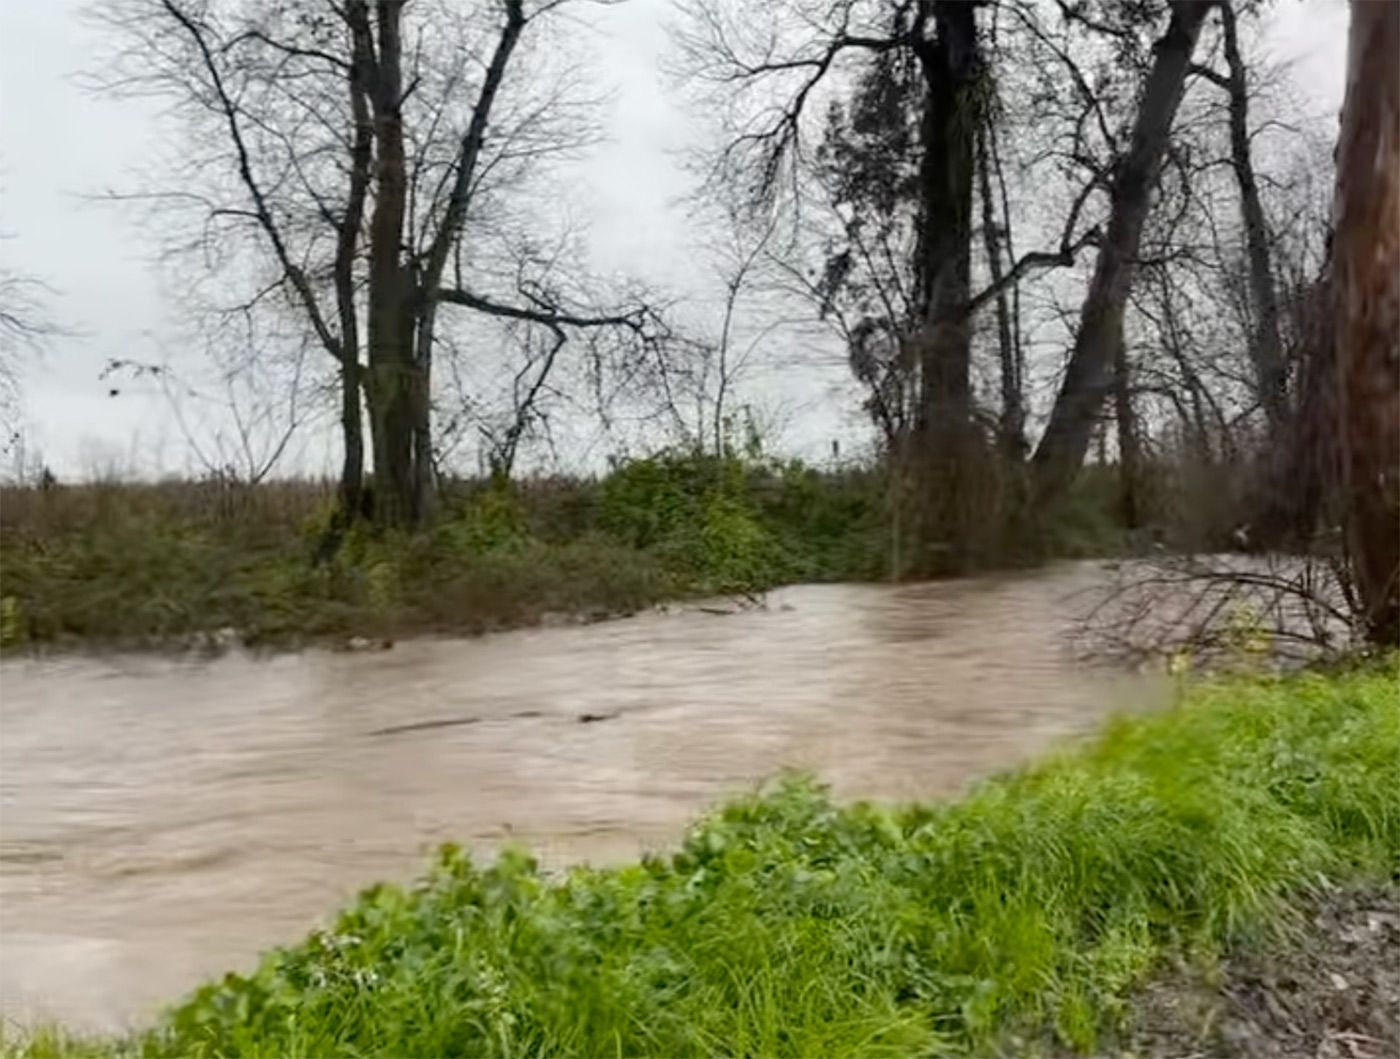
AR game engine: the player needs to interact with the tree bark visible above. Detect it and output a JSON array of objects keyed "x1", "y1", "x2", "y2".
[
  {"x1": 364, "y1": 0, "x2": 419, "y2": 528},
  {"x1": 913, "y1": 0, "x2": 979, "y2": 450},
  {"x1": 1218, "y1": 0, "x2": 1287, "y2": 438},
  {"x1": 1113, "y1": 338, "x2": 1140, "y2": 529},
  {"x1": 337, "y1": 360, "x2": 366, "y2": 522},
  {"x1": 905, "y1": 0, "x2": 982, "y2": 559},
  {"x1": 991, "y1": 120, "x2": 1028, "y2": 464},
  {"x1": 1333, "y1": 0, "x2": 1400, "y2": 646},
  {"x1": 333, "y1": 0, "x2": 374, "y2": 525},
  {"x1": 1031, "y1": 0, "x2": 1212, "y2": 509}
]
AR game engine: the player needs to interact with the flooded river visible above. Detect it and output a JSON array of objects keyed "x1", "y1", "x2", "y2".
[{"x1": 0, "y1": 563, "x2": 1163, "y2": 1031}]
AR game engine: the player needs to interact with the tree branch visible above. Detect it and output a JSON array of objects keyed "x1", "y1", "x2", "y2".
[
  {"x1": 332, "y1": 0, "x2": 374, "y2": 373},
  {"x1": 1188, "y1": 61, "x2": 1230, "y2": 90},
  {"x1": 964, "y1": 173, "x2": 1104, "y2": 316},
  {"x1": 685, "y1": 0, "x2": 903, "y2": 204},
  {"x1": 1013, "y1": 4, "x2": 1120, "y2": 158},
  {"x1": 437, "y1": 286, "x2": 653, "y2": 332},
  {"x1": 419, "y1": 0, "x2": 526, "y2": 295},
  {"x1": 225, "y1": 29, "x2": 351, "y2": 72},
  {"x1": 157, "y1": 0, "x2": 341, "y2": 361}
]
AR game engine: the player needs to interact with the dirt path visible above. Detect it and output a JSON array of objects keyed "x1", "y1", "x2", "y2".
[{"x1": 1124, "y1": 885, "x2": 1400, "y2": 1059}]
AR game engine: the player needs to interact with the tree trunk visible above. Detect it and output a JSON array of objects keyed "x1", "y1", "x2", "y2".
[
  {"x1": 407, "y1": 0, "x2": 525, "y2": 522},
  {"x1": 1333, "y1": 0, "x2": 1400, "y2": 646},
  {"x1": 913, "y1": 0, "x2": 978, "y2": 449},
  {"x1": 411, "y1": 367, "x2": 435, "y2": 522},
  {"x1": 339, "y1": 359, "x2": 365, "y2": 519},
  {"x1": 364, "y1": 0, "x2": 420, "y2": 529},
  {"x1": 1219, "y1": 0, "x2": 1287, "y2": 438},
  {"x1": 1276, "y1": 280, "x2": 1335, "y2": 544},
  {"x1": 411, "y1": 298, "x2": 438, "y2": 524},
  {"x1": 1031, "y1": 0, "x2": 1212, "y2": 509},
  {"x1": 332, "y1": 0, "x2": 373, "y2": 528},
  {"x1": 977, "y1": 120, "x2": 1024, "y2": 460},
  {"x1": 907, "y1": 0, "x2": 981, "y2": 560},
  {"x1": 1113, "y1": 338, "x2": 1141, "y2": 529}
]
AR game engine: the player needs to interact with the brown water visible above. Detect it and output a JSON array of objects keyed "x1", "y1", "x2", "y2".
[{"x1": 0, "y1": 563, "x2": 1162, "y2": 1032}]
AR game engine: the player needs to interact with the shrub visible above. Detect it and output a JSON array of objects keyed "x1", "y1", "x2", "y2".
[
  {"x1": 0, "y1": 594, "x2": 26, "y2": 646},
  {"x1": 436, "y1": 486, "x2": 530, "y2": 556},
  {"x1": 692, "y1": 493, "x2": 792, "y2": 592},
  {"x1": 753, "y1": 461, "x2": 887, "y2": 580},
  {"x1": 596, "y1": 452, "x2": 798, "y2": 592},
  {"x1": 597, "y1": 451, "x2": 719, "y2": 549}
]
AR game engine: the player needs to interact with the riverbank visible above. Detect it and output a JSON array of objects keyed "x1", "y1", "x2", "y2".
[
  {"x1": 0, "y1": 457, "x2": 880, "y2": 652},
  {"x1": 0, "y1": 454, "x2": 1135, "y2": 653},
  {"x1": 5, "y1": 661, "x2": 1395, "y2": 1057}
]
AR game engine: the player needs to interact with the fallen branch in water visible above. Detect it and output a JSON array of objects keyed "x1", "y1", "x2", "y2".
[{"x1": 1072, "y1": 551, "x2": 1363, "y2": 666}]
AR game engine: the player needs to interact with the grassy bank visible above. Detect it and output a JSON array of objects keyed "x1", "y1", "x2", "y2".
[
  {"x1": 8, "y1": 662, "x2": 1396, "y2": 1057},
  {"x1": 0, "y1": 452, "x2": 1141, "y2": 652},
  {"x1": 0, "y1": 455, "x2": 885, "y2": 650}
]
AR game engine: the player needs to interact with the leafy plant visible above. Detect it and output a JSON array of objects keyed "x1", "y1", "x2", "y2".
[
  {"x1": 0, "y1": 594, "x2": 26, "y2": 646},
  {"x1": 597, "y1": 452, "x2": 717, "y2": 549},
  {"x1": 439, "y1": 487, "x2": 530, "y2": 556}
]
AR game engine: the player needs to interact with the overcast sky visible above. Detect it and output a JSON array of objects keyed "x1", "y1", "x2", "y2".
[{"x1": 0, "y1": 0, "x2": 1350, "y2": 479}]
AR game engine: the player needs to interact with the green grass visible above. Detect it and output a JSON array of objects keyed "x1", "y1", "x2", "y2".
[{"x1": 5, "y1": 662, "x2": 1396, "y2": 1058}]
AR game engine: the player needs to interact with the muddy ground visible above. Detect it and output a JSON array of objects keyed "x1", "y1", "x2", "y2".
[{"x1": 1118, "y1": 884, "x2": 1399, "y2": 1059}]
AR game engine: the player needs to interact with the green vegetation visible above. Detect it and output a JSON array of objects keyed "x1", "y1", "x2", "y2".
[
  {"x1": 0, "y1": 454, "x2": 887, "y2": 650},
  {"x1": 7, "y1": 663, "x2": 1396, "y2": 1057},
  {"x1": 1, "y1": 448, "x2": 1212, "y2": 652}
]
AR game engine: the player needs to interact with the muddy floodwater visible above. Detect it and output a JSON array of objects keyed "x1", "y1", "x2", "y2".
[{"x1": 0, "y1": 563, "x2": 1164, "y2": 1031}]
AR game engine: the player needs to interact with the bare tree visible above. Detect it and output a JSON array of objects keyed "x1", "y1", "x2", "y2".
[
  {"x1": 1189, "y1": 0, "x2": 1287, "y2": 440},
  {"x1": 976, "y1": 115, "x2": 1025, "y2": 459},
  {"x1": 643, "y1": 201, "x2": 800, "y2": 459},
  {"x1": 102, "y1": 338, "x2": 319, "y2": 487},
  {"x1": 1031, "y1": 0, "x2": 1214, "y2": 511},
  {"x1": 674, "y1": 1, "x2": 990, "y2": 483},
  {"x1": 675, "y1": 0, "x2": 1115, "y2": 558},
  {"x1": 0, "y1": 239, "x2": 59, "y2": 428},
  {"x1": 94, "y1": 0, "x2": 661, "y2": 532}
]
